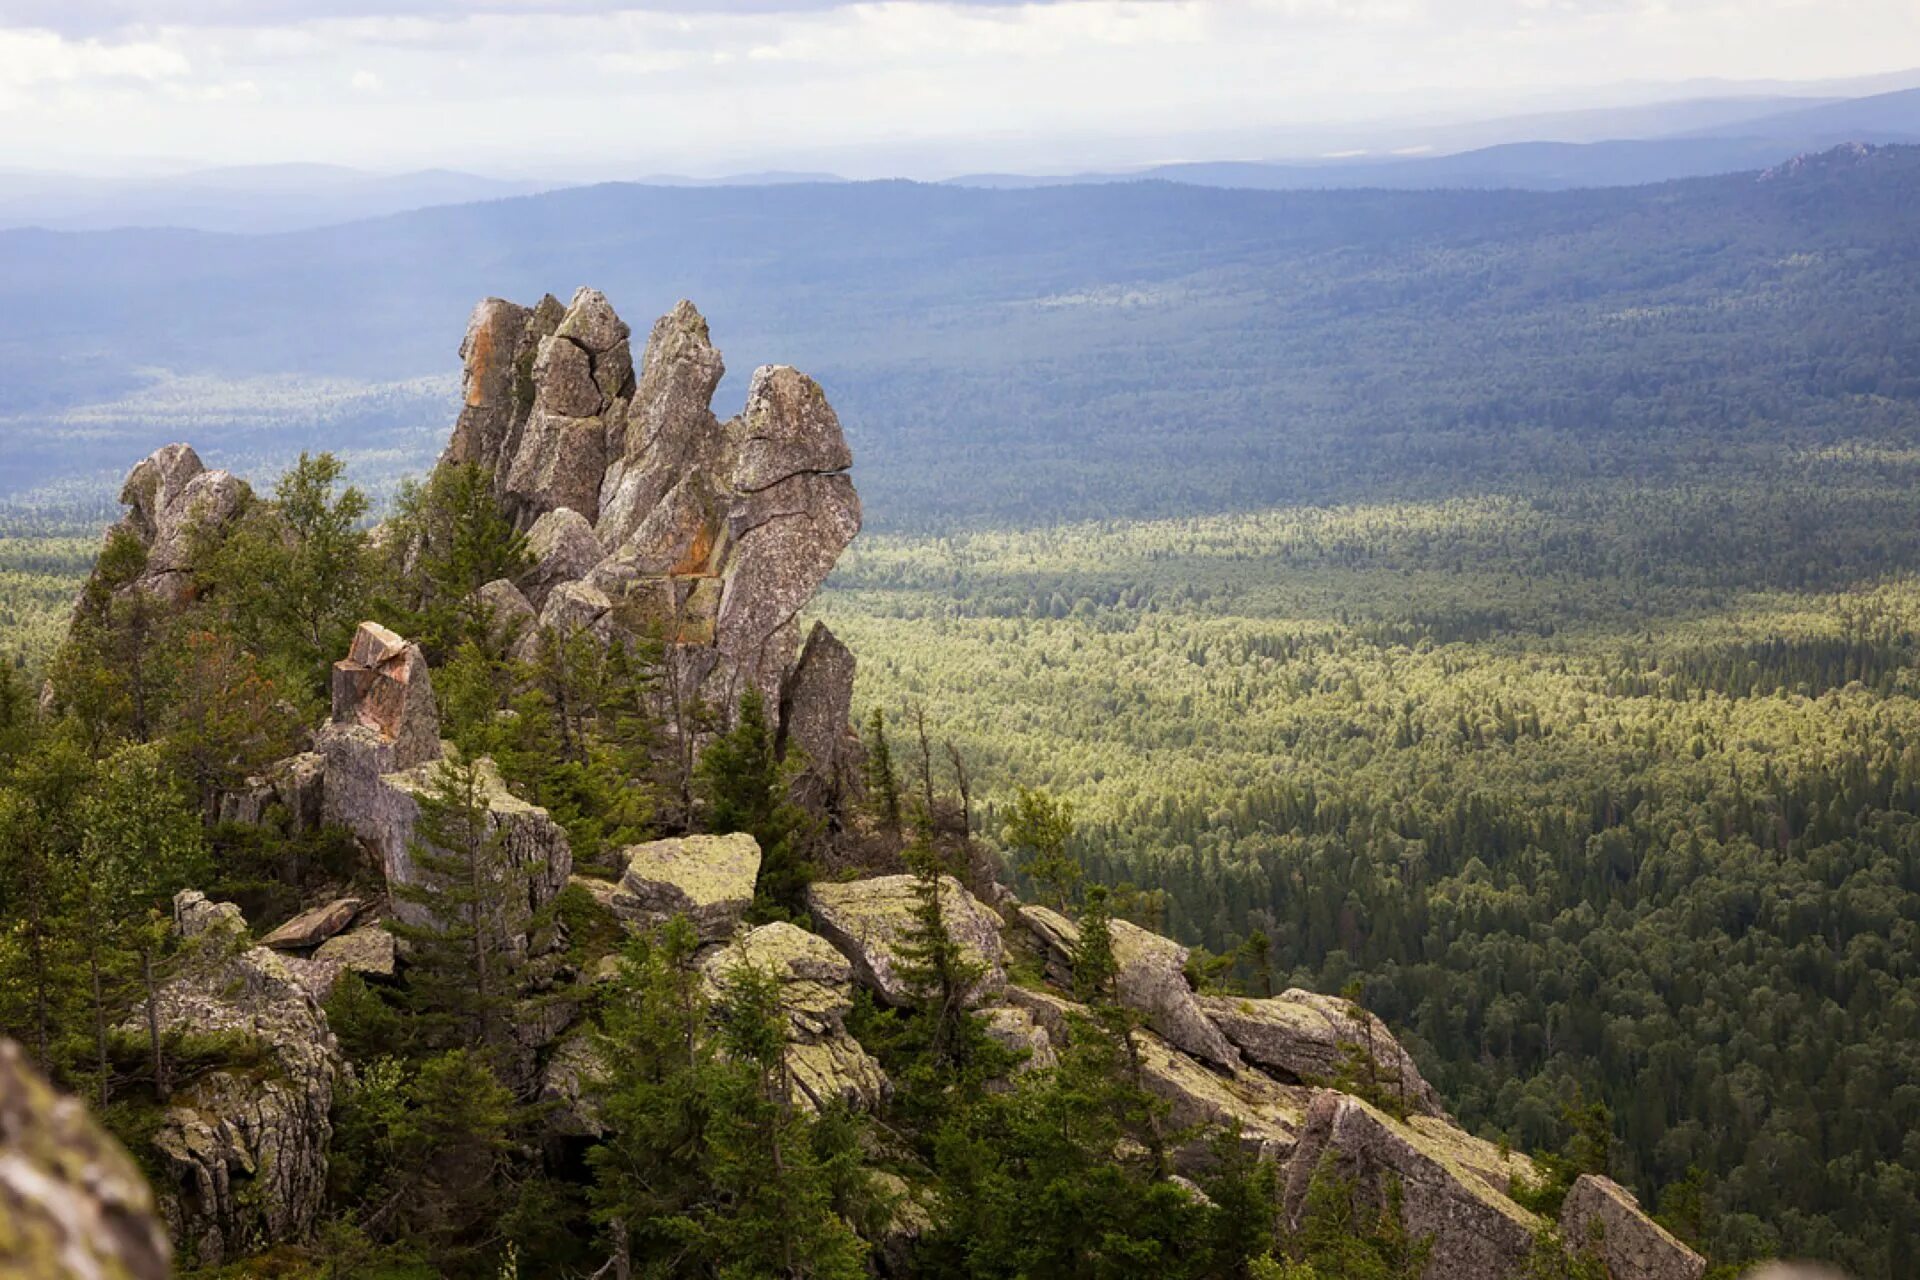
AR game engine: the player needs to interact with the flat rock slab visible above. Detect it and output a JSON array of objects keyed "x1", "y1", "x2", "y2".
[
  {"x1": 610, "y1": 832, "x2": 761, "y2": 942},
  {"x1": 261, "y1": 897, "x2": 363, "y2": 951}
]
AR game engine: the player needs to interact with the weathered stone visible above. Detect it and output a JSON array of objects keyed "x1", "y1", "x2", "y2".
[
  {"x1": 1199, "y1": 989, "x2": 1446, "y2": 1117},
  {"x1": 609, "y1": 832, "x2": 761, "y2": 942},
  {"x1": 1018, "y1": 905, "x2": 1243, "y2": 1071},
  {"x1": 701, "y1": 922, "x2": 889, "y2": 1111},
  {"x1": 716, "y1": 469, "x2": 861, "y2": 712},
  {"x1": 534, "y1": 333, "x2": 604, "y2": 419},
  {"x1": 1737, "y1": 1266, "x2": 1851, "y2": 1280},
  {"x1": 174, "y1": 888, "x2": 247, "y2": 939},
  {"x1": 538, "y1": 579, "x2": 613, "y2": 640},
  {"x1": 502, "y1": 407, "x2": 607, "y2": 528},
  {"x1": 1002, "y1": 985, "x2": 1300, "y2": 1170},
  {"x1": 1282, "y1": 1090, "x2": 1545, "y2": 1280},
  {"x1": 520, "y1": 507, "x2": 606, "y2": 609},
  {"x1": 778, "y1": 621, "x2": 861, "y2": 807},
  {"x1": 74, "y1": 442, "x2": 252, "y2": 614},
  {"x1": 316, "y1": 725, "x2": 572, "y2": 946},
  {"x1": 980, "y1": 1003, "x2": 1057, "y2": 1073},
  {"x1": 0, "y1": 1037, "x2": 172, "y2": 1280},
  {"x1": 330, "y1": 621, "x2": 441, "y2": 771},
  {"x1": 1560, "y1": 1175, "x2": 1706, "y2": 1280},
  {"x1": 260, "y1": 897, "x2": 362, "y2": 951},
  {"x1": 809, "y1": 875, "x2": 1006, "y2": 1008},
  {"x1": 732, "y1": 364, "x2": 855, "y2": 493},
  {"x1": 597, "y1": 300, "x2": 726, "y2": 547},
  {"x1": 555, "y1": 286, "x2": 630, "y2": 355},
  {"x1": 541, "y1": 1030, "x2": 610, "y2": 1138},
  {"x1": 442, "y1": 297, "x2": 533, "y2": 473},
  {"x1": 147, "y1": 897, "x2": 341, "y2": 1266}
]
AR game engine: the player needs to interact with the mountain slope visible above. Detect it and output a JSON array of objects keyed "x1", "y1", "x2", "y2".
[{"x1": 3, "y1": 146, "x2": 1919, "y2": 532}]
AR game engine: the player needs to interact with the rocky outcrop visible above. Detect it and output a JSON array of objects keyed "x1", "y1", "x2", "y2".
[
  {"x1": 215, "y1": 751, "x2": 325, "y2": 832},
  {"x1": 438, "y1": 289, "x2": 862, "y2": 809},
  {"x1": 808, "y1": 874, "x2": 1006, "y2": 1008},
  {"x1": 609, "y1": 832, "x2": 761, "y2": 942},
  {"x1": 95, "y1": 442, "x2": 251, "y2": 609},
  {"x1": 147, "y1": 892, "x2": 342, "y2": 1267},
  {"x1": 1559, "y1": 1174, "x2": 1706, "y2": 1280},
  {"x1": 329, "y1": 622, "x2": 441, "y2": 772},
  {"x1": 1019, "y1": 905, "x2": 1242, "y2": 1071},
  {"x1": 1282, "y1": 1090, "x2": 1544, "y2": 1280},
  {"x1": 1197, "y1": 989, "x2": 1446, "y2": 1118},
  {"x1": 700, "y1": 922, "x2": 889, "y2": 1111},
  {"x1": 0, "y1": 1038, "x2": 172, "y2": 1280},
  {"x1": 979, "y1": 1003, "x2": 1057, "y2": 1073}
]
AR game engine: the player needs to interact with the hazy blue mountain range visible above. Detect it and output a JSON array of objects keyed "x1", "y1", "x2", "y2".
[{"x1": 2, "y1": 143, "x2": 1916, "y2": 532}]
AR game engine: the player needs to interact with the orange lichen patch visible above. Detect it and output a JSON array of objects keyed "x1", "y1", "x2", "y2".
[
  {"x1": 669, "y1": 518, "x2": 730, "y2": 578},
  {"x1": 465, "y1": 323, "x2": 496, "y2": 406}
]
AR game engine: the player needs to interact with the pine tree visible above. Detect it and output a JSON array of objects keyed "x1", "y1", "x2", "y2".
[
  {"x1": 387, "y1": 751, "x2": 527, "y2": 1062},
  {"x1": 863, "y1": 707, "x2": 903, "y2": 840},
  {"x1": 82, "y1": 742, "x2": 209, "y2": 1101},
  {"x1": 1004, "y1": 785, "x2": 1079, "y2": 909},
  {"x1": 696, "y1": 689, "x2": 816, "y2": 917},
  {"x1": 895, "y1": 840, "x2": 987, "y2": 1073}
]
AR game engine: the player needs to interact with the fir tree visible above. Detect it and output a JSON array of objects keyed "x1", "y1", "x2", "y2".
[
  {"x1": 863, "y1": 707, "x2": 903, "y2": 840},
  {"x1": 895, "y1": 840, "x2": 988, "y2": 1074},
  {"x1": 1004, "y1": 785, "x2": 1079, "y2": 909}
]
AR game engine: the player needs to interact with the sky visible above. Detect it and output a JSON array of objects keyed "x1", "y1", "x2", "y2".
[{"x1": 2, "y1": 0, "x2": 1919, "y2": 178}]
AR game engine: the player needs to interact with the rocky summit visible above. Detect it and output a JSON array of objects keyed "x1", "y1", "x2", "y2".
[
  {"x1": 14, "y1": 288, "x2": 1722, "y2": 1280},
  {"x1": 443, "y1": 288, "x2": 862, "y2": 786}
]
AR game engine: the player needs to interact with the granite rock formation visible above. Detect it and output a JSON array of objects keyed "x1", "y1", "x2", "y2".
[
  {"x1": 146, "y1": 891, "x2": 342, "y2": 1268},
  {"x1": 437, "y1": 288, "x2": 862, "y2": 809},
  {"x1": 808, "y1": 874, "x2": 1007, "y2": 1008},
  {"x1": 609, "y1": 832, "x2": 761, "y2": 943}
]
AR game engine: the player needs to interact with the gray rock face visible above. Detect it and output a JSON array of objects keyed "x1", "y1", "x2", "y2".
[
  {"x1": 1018, "y1": 905, "x2": 1242, "y2": 1071},
  {"x1": 700, "y1": 922, "x2": 889, "y2": 1112},
  {"x1": 0, "y1": 1037, "x2": 172, "y2": 1280},
  {"x1": 440, "y1": 289, "x2": 862, "y2": 811},
  {"x1": 808, "y1": 875, "x2": 1007, "y2": 1008},
  {"x1": 979, "y1": 1003, "x2": 1057, "y2": 1073},
  {"x1": 475, "y1": 577, "x2": 538, "y2": 652},
  {"x1": 1282, "y1": 1090, "x2": 1544, "y2": 1280},
  {"x1": 520, "y1": 507, "x2": 606, "y2": 609},
  {"x1": 1198, "y1": 989, "x2": 1446, "y2": 1118},
  {"x1": 609, "y1": 832, "x2": 761, "y2": 942},
  {"x1": 330, "y1": 622, "x2": 441, "y2": 772},
  {"x1": 149, "y1": 893, "x2": 342, "y2": 1267},
  {"x1": 216, "y1": 752, "x2": 327, "y2": 832},
  {"x1": 1560, "y1": 1175, "x2": 1706, "y2": 1280}
]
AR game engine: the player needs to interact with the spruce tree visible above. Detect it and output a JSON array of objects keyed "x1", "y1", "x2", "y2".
[
  {"x1": 696, "y1": 689, "x2": 816, "y2": 917},
  {"x1": 1004, "y1": 785, "x2": 1079, "y2": 909},
  {"x1": 863, "y1": 707, "x2": 903, "y2": 840},
  {"x1": 895, "y1": 840, "x2": 987, "y2": 1074}
]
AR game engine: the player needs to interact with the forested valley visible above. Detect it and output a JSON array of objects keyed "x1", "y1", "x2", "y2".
[{"x1": 4, "y1": 145, "x2": 1920, "y2": 1279}]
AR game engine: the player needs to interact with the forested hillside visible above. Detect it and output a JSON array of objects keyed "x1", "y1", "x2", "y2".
[
  {"x1": 3, "y1": 145, "x2": 1919, "y2": 534},
  {"x1": 814, "y1": 464, "x2": 1920, "y2": 1277}
]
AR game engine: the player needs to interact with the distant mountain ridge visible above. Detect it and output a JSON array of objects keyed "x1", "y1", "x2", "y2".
[{"x1": 3, "y1": 143, "x2": 1917, "y2": 533}]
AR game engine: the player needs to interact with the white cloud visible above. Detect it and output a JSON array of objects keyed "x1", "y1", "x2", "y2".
[{"x1": 0, "y1": 0, "x2": 1915, "y2": 174}]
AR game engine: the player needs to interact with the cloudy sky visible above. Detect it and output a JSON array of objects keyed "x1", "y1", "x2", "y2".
[{"x1": 3, "y1": 0, "x2": 1918, "y2": 177}]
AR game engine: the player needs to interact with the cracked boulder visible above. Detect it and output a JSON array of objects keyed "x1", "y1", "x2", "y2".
[
  {"x1": 1198, "y1": 989, "x2": 1446, "y2": 1118},
  {"x1": 71, "y1": 442, "x2": 251, "y2": 615},
  {"x1": 0, "y1": 1037, "x2": 172, "y2": 1280},
  {"x1": 330, "y1": 621, "x2": 441, "y2": 772},
  {"x1": 609, "y1": 832, "x2": 761, "y2": 943},
  {"x1": 700, "y1": 922, "x2": 889, "y2": 1112},
  {"x1": 808, "y1": 875, "x2": 1006, "y2": 1008}
]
